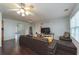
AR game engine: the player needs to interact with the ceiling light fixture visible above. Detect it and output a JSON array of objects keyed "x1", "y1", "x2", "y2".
[{"x1": 16, "y1": 3, "x2": 34, "y2": 16}]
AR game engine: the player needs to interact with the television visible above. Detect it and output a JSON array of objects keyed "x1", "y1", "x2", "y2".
[{"x1": 41, "y1": 27, "x2": 50, "y2": 34}]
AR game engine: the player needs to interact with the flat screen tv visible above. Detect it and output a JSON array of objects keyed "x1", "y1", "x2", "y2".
[{"x1": 41, "y1": 27, "x2": 50, "y2": 34}]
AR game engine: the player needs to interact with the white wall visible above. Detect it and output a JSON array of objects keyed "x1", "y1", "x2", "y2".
[
  {"x1": 0, "y1": 12, "x2": 2, "y2": 47},
  {"x1": 4, "y1": 18, "x2": 31, "y2": 40},
  {"x1": 33, "y1": 17, "x2": 70, "y2": 40},
  {"x1": 70, "y1": 4, "x2": 79, "y2": 55}
]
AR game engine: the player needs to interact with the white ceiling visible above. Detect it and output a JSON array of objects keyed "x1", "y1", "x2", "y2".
[{"x1": 0, "y1": 3, "x2": 76, "y2": 23}]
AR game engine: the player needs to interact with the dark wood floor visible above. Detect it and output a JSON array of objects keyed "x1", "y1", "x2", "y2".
[
  {"x1": 0, "y1": 39, "x2": 76, "y2": 55},
  {"x1": 0, "y1": 39, "x2": 37, "y2": 55}
]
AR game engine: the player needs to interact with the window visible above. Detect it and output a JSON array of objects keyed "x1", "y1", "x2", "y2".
[{"x1": 70, "y1": 11, "x2": 79, "y2": 42}]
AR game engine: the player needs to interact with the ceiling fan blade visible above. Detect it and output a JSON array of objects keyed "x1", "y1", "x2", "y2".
[
  {"x1": 15, "y1": 3, "x2": 21, "y2": 8},
  {"x1": 8, "y1": 9, "x2": 19, "y2": 11}
]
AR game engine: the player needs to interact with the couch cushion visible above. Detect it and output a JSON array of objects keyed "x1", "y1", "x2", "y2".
[
  {"x1": 57, "y1": 40, "x2": 76, "y2": 49},
  {"x1": 60, "y1": 36, "x2": 72, "y2": 42},
  {"x1": 56, "y1": 40, "x2": 77, "y2": 54}
]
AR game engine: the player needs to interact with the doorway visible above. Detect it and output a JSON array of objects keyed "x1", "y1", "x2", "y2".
[{"x1": 29, "y1": 26, "x2": 33, "y2": 35}]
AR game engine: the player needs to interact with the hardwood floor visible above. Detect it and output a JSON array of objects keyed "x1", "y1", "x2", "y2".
[
  {"x1": 0, "y1": 39, "x2": 76, "y2": 55},
  {"x1": 0, "y1": 39, "x2": 37, "y2": 55}
]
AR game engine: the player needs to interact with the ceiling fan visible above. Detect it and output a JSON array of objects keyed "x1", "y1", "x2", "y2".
[{"x1": 9, "y1": 3, "x2": 34, "y2": 16}]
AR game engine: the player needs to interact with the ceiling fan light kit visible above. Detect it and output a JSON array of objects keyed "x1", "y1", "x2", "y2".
[
  {"x1": 17, "y1": 8, "x2": 33, "y2": 16},
  {"x1": 16, "y1": 3, "x2": 34, "y2": 16},
  {"x1": 22, "y1": 13, "x2": 25, "y2": 16},
  {"x1": 17, "y1": 10, "x2": 21, "y2": 14}
]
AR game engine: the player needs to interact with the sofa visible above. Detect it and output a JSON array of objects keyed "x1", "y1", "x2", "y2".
[
  {"x1": 56, "y1": 40, "x2": 77, "y2": 55},
  {"x1": 56, "y1": 32, "x2": 77, "y2": 55},
  {"x1": 19, "y1": 35, "x2": 57, "y2": 55}
]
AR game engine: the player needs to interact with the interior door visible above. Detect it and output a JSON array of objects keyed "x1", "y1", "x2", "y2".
[
  {"x1": 15, "y1": 23, "x2": 23, "y2": 41},
  {"x1": 29, "y1": 26, "x2": 33, "y2": 35}
]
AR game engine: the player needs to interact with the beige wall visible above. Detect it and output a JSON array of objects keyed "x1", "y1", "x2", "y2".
[
  {"x1": 4, "y1": 18, "x2": 31, "y2": 40},
  {"x1": 32, "y1": 17, "x2": 70, "y2": 40}
]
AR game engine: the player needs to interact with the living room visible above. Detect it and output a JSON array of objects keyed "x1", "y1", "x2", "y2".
[{"x1": 0, "y1": 3, "x2": 79, "y2": 55}]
